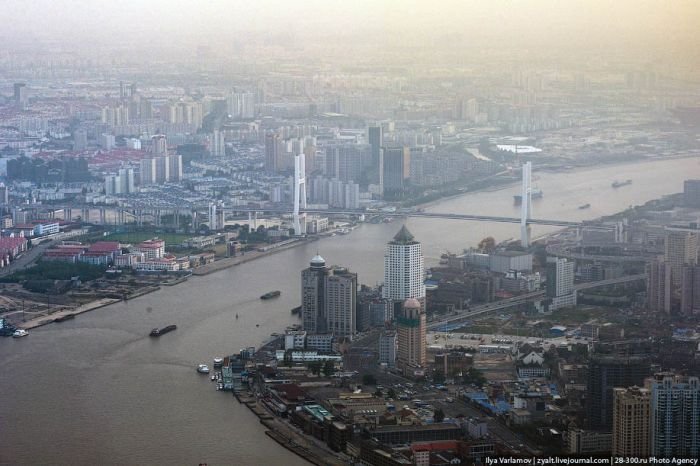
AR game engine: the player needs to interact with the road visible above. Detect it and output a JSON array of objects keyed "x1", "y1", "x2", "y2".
[
  {"x1": 0, "y1": 239, "x2": 55, "y2": 277},
  {"x1": 428, "y1": 274, "x2": 647, "y2": 331}
]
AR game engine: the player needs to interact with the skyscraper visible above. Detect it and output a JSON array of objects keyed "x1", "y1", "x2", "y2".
[
  {"x1": 265, "y1": 133, "x2": 282, "y2": 172},
  {"x1": 382, "y1": 146, "x2": 410, "y2": 193},
  {"x1": 325, "y1": 267, "x2": 357, "y2": 337},
  {"x1": 612, "y1": 387, "x2": 651, "y2": 457},
  {"x1": 211, "y1": 130, "x2": 226, "y2": 157},
  {"x1": 396, "y1": 298, "x2": 426, "y2": 371},
  {"x1": 680, "y1": 265, "x2": 700, "y2": 315},
  {"x1": 154, "y1": 156, "x2": 170, "y2": 183},
  {"x1": 167, "y1": 154, "x2": 183, "y2": 182},
  {"x1": 383, "y1": 225, "x2": 425, "y2": 308},
  {"x1": 0, "y1": 183, "x2": 9, "y2": 204},
  {"x1": 586, "y1": 356, "x2": 651, "y2": 430},
  {"x1": 665, "y1": 225, "x2": 699, "y2": 289},
  {"x1": 546, "y1": 256, "x2": 576, "y2": 310},
  {"x1": 368, "y1": 126, "x2": 383, "y2": 175},
  {"x1": 650, "y1": 376, "x2": 700, "y2": 458},
  {"x1": 379, "y1": 331, "x2": 397, "y2": 368},
  {"x1": 117, "y1": 167, "x2": 135, "y2": 194},
  {"x1": 14, "y1": 83, "x2": 27, "y2": 109},
  {"x1": 302, "y1": 255, "x2": 331, "y2": 334},
  {"x1": 151, "y1": 134, "x2": 168, "y2": 156},
  {"x1": 73, "y1": 129, "x2": 88, "y2": 151},
  {"x1": 647, "y1": 258, "x2": 672, "y2": 314},
  {"x1": 139, "y1": 158, "x2": 156, "y2": 186}
]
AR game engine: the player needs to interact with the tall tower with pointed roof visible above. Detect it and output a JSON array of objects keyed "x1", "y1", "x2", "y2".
[
  {"x1": 302, "y1": 254, "x2": 330, "y2": 333},
  {"x1": 383, "y1": 225, "x2": 425, "y2": 304}
]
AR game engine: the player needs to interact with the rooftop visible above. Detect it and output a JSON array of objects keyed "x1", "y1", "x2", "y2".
[{"x1": 391, "y1": 225, "x2": 417, "y2": 244}]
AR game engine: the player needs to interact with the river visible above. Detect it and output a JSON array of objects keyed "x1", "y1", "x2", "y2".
[{"x1": 0, "y1": 157, "x2": 697, "y2": 465}]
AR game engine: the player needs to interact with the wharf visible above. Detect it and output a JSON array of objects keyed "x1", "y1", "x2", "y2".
[
  {"x1": 19, "y1": 297, "x2": 121, "y2": 330},
  {"x1": 233, "y1": 388, "x2": 343, "y2": 466},
  {"x1": 192, "y1": 238, "x2": 313, "y2": 276}
]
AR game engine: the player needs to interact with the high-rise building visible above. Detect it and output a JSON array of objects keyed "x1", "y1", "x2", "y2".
[
  {"x1": 647, "y1": 258, "x2": 672, "y2": 314},
  {"x1": 368, "y1": 126, "x2": 383, "y2": 174},
  {"x1": 227, "y1": 91, "x2": 255, "y2": 119},
  {"x1": 612, "y1": 387, "x2": 651, "y2": 457},
  {"x1": 325, "y1": 267, "x2": 357, "y2": 337},
  {"x1": 104, "y1": 174, "x2": 121, "y2": 195},
  {"x1": 665, "y1": 225, "x2": 699, "y2": 289},
  {"x1": 265, "y1": 133, "x2": 282, "y2": 172},
  {"x1": 154, "y1": 156, "x2": 169, "y2": 183},
  {"x1": 139, "y1": 158, "x2": 156, "y2": 186},
  {"x1": 208, "y1": 202, "x2": 224, "y2": 231},
  {"x1": 0, "y1": 183, "x2": 9, "y2": 204},
  {"x1": 680, "y1": 265, "x2": 700, "y2": 315},
  {"x1": 151, "y1": 135, "x2": 168, "y2": 156},
  {"x1": 383, "y1": 226, "x2": 425, "y2": 308},
  {"x1": 324, "y1": 144, "x2": 371, "y2": 183},
  {"x1": 396, "y1": 298, "x2": 426, "y2": 371},
  {"x1": 378, "y1": 331, "x2": 397, "y2": 368},
  {"x1": 210, "y1": 130, "x2": 226, "y2": 157},
  {"x1": 683, "y1": 180, "x2": 700, "y2": 208},
  {"x1": 546, "y1": 256, "x2": 576, "y2": 310},
  {"x1": 382, "y1": 147, "x2": 410, "y2": 192},
  {"x1": 302, "y1": 255, "x2": 331, "y2": 334},
  {"x1": 586, "y1": 356, "x2": 651, "y2": 430},
  {"x1": 73, "y1": 129, "x2": 88, "y2": 151},
  {"x1": 118, "y1": 168, "x2": 135, "y2": 194},
  {"x1": 100, "y1": 133, "x2": 115, "y2": 150},
  {"x1": 167, "y1": 154, "x2": 183, "y2": 182},
  {"x1": 14, "y1": 83, "x2": 27, "y2": 109},
  {"x1": 650, "y1": 376, "x2": 700, "y2": 458}
]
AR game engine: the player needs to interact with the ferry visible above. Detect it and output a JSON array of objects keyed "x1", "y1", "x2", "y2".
[
  {"x1": 513, "y1": 188, "x2": 543, "y2": 205},
  {"x1": 612, "y1": 179, "x2": 632, "y2": 188},
  {"x1": 197, "y1": 364, "x2": 210, "y2": 374},
  {"x1": 12, "y1": 329, "x2": 29, "y2": 338},
  {"x1": 578, "y1": 203, "x2": 591, "y2": 210},
  {"x1": 260, "y1": 290, "x2": 281, "y2": 300},
  {"x1": 213, "y1": 357, "x2": 224, "y2": 368},
  {"x1": 149, "y1": 324, "x2": 177, "y2": 337}
]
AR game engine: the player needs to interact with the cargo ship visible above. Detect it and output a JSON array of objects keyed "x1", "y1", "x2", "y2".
[
  {"x1": 513, "y1": 188, "x2": 543, "y2": 205},
  {"x1": 612, "y1": 179, "x2": 632, "y2": 188},
  {"x1": 260, "y1": 290, "x2": 281, "y2": 300},
  {"x1": 149, "y1": 324, "x2": 177, "y2": 337}
]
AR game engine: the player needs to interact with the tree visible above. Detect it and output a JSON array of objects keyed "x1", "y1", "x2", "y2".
[
  {"x1": 478, "y1": 236, "x2": 496, "y2": 253},
  {"x1": 308, "y1": 361, "x2": 322, "y2": 376},
  {"x1": 433, "y1": 370, "x2": 446, "y2": 384},
  {"x1": 387, "y1": 388, "x2": 397, "y2": 400},
  {"x1": 283, "y1": 349, "x2": 293, "y2": 367},
  {"x1": 322, "y1": 360, "x2": 335, "y2": 377},
  {"x1": 374, "y1": 389, "x2": 383, "y2": 398},
  {"x1": 434, "y1": 408, "x2": 445, "y2": 423},
  {"x1": 362, "y1": 374, "x2": 377, "y2": 386},
  {"x1": 463, "y1": 367, "x2": 486, "y2": 387}
]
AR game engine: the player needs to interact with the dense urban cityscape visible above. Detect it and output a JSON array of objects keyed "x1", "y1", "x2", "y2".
[{"x1": 1, "y1": 1, "x2": 700, "y2": 465}]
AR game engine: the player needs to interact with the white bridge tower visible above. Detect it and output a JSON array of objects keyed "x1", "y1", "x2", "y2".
[
  {"x1": 520, "y1": 161, "x2": 532, "y2": 248},
  {"x1": 293, "y1": 154, "x2": 307, "y2": 235}
]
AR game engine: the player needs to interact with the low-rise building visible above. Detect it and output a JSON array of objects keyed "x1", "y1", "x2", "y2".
[
  {"x1": 567, "y1": 429, "x2": 612, "y2": 454},
  {"x1": 132, "y1": 238, "x2": 165, "y2": 259},
  {"x1": 135, "y1": 255, "x2": 180, "y2": 272}
]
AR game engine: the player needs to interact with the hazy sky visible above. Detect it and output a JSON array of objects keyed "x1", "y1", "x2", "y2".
[{"x1": 3, "y1": 0, "x2": 699, "y2": 57}]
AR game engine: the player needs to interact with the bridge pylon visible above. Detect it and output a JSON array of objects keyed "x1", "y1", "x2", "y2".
[{"x1": 520, "y1": 161, "x2": 532, "y2": 247}]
